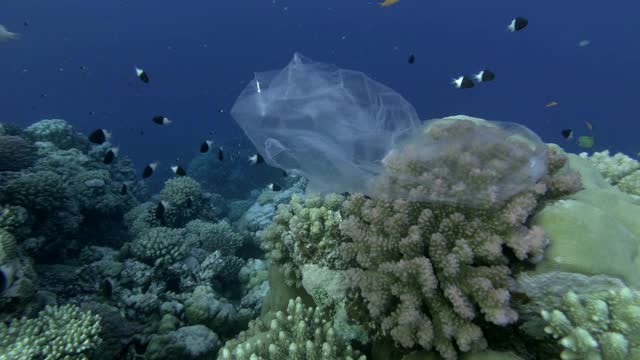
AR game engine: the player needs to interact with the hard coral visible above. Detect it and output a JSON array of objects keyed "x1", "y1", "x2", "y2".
[
  {"x1": 218, "y1": 297, "x2": 366, "y2": 360},
  {"x1": 159, "y1": 177, "x2": 212, "y2": 227},
  {"x1": 0, "y1": 135, "x2": 36, "y2": 171},
  {"x1": 130, "y1": 227, "x2": 187, "y2": 268},
  {"x1": 372, "y1": 118, "x2": 548, "y2": 207},
  {"x1": 0, "y1": 304, "x2": 102, "y2": 360},
  {"x1": 541, "y1": 286, "x2": 640, "y2": 360},
  {"x1": 24, "y1": 119, "x2": 88, "y2": 150},
  {"x1": 258, "y1": 118, "x2": 582, "y2": 360}
]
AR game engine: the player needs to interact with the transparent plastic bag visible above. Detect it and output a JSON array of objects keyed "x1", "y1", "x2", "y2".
[{"x1": 230, "y1": 53, "x2": 420, "y2": 194}]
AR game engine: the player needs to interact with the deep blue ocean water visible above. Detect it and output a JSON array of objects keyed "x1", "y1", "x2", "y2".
[{"x1": 2, "y1": 0, "x2": 639, "y2": 177}]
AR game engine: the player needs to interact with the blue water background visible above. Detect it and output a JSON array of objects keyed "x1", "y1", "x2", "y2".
[{"x1": 1, "y1": 0, "x2": 639, "y2": 179}]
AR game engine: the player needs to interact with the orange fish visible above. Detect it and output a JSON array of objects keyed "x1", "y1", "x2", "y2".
[
  {"x1": 585, "y1": 121, "x2": 593, "y2": 131},
  {"x1": 380, "y1": 0, "x2": 399, "y2": 7},
  {"x1": 545, "y1": 101, "x2": 558, "y2": 108}
]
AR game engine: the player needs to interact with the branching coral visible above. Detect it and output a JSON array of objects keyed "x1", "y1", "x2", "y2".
[
  {"x1": 581, "y1": 150, "x2": 639, "y2": 185},
  {"x1": 261, "y1": 193, "x2": 346, "y2": 287},
  {"x1": 0, "y1": 304, "x2": 102, "y2": 360},
  {"x1": 580, "y1": 150, "x2": 640, "y2": 196},
  {"x1": 541, "y1": 286, "x2": 640, "y2": 360},
  {"x1": 185, "y1": 219, "x2": 244, "y2": 255},
  {"x1": 217, "y1": 297, "x2": 366, "y2": 360},
  {"x1": 129, "y1": 227, "x2": 187, "y2": 268},
  {"x1": 258, "y1": 118, "x2": 581, "y2": 360},
  {"x1": 371, "y1": 118, "x2": 548, "y2": 207}
]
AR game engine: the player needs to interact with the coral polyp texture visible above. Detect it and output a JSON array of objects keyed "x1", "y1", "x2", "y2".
[
  {"x1": 0, "y1": 304, "x2": 102, "y2": 360},
  {"x1": 581, "y1": 150, "x2": 640, "y2": 195},
  {"x1": 217, "y1": 297, "x2": 366, "y2": 360},
  {"x1": 260, "y1": 118, "x2": 582, "y2": 360},
  {"x1": 541, "y1": 286, "x2": 640, "y2": 360},
  {"x1": 372, "y1": 117, "x2": 548, "y2": 207}
]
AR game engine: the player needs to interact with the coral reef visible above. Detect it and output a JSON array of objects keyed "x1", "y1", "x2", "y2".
[
  {"x1": 0, "y1": 135, "x2": 37, "y2": 171},
  {"x1": 24, "y1": 119, "x2": 87, "y2": 151},
  {"x1": 0, "y1": 304, "x2": 102, "y2": 359},
  {"x1": 218, "y1": 297, "x2": 367, "y2": 360},
  {"x1": 129, "y1": 227, "x2": 188, "y2": 268},
  {"x1": 580, "y1": 150, "x2": 640, "y2": 195},
  {"x1": 258, "y1": 118, "x2": 581, "y2": 360},
  {"x1": 541, "y1": 286, "x2": 640, "y2": 360}
]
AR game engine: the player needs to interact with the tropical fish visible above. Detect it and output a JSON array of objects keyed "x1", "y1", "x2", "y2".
[
  {"x1": 474, "y1": 70, "x2": 495, "y2": 83},
  {"x1": 142, "y1": 162, "x2": 159, "y2": 178},
  {"x1": 380, "y1": 0, "x2": 399, "y2": 7},
  {"x1": 171, "y1": 165, "x2": 187, "y2": 176},
  {"x1": 452, "y1": 76, "x2": 474, "y2": 89},
  {"x1": 248, "y1": 153, "x2": 265, "y2": 165},
  {"x1": 561, "y1": 129, "x2": 573, "y2": 140},
  {"x1": 268, "y1": 183, "x2": 282, "y2": 191},
  {"x1": 88, "y1": 129, "x2": 111, "y2": 144},
  {"x1": 0, "y1": 25, "x2": 20, "y2": 41},
  {"x1": 135, "y1": 66, "x2": 149, "y2": 83},
  {"x1": 578, "y1": 40, "x2": 591, "y2": 47},
  {"x1": 152, "y1": 116, "x2": 171, "y2": 125},
  {"x1": 408, "y1": 53, "x2": 415, "y2": 64},
  {"x1": 508, "y1": 17, "x2": 528, "y2": 32},
  {"x1": 585, "y1": 121, "x2": 593, "y2": 131},
  {"x1": 577, "y1": 135, "x2": 594, "y2": 148},
  {"x1": 545, "y1": 101, "x2": 558, "y2": 108},
  {"x1": 103, "y1": 147, "x2": 119, "y2": 164},
  {"x1": 200, "y1": 140, "x2": 213, "y2": 153}
]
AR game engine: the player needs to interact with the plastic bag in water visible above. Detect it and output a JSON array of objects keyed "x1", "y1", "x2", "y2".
[
  {"x1": 372, "y1": 116, "x2": 548, "y2": 207},
  {"x1": 230, "y1": 53, "x2": 420, "y2": 194}
]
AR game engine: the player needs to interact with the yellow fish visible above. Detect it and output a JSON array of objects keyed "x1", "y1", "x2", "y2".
[{"x1": 380, "y1": 0, "x2": 399, "y2": 7}]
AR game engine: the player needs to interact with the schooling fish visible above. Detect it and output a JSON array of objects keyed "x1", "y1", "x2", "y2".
[
  {"x1": 200, "y1": 140, "x2": 213, "y2": 153},
  {"x1": 248, "y1": 153, "x2": 264, "y2": 165},
  {"x1": 142, "y1": 161, "x2": 159, "y2": 178},
  {"x1": 152, "y1": 116, "x2": 172, "y2": 125},
  {"x1": 171, "y1": 165, "x2": 187, "y2": 176},
  {"x1": 267, "y1": 183, "x2": 282, "y2": 191},
  {"x1": 218, "y1": 147, "x2": 224, "y2": 161},
  {"x1": 135, "y1": 66, "x2": 149, "y2": 83},
  {"x1": 452, "y1": 76, "x2": 474, "y2": 89},
  {"x1": 103, "y1": 147, "x2": 119, "y2": 164},
  {"x1": 508, "y1": 17, "x2": 528, "y2": 32},
  {"x1": 474, "y1": 70, "x2": 495, "y2": 83},
  {"x1": 88, "y1": 129, "x2": 111, "y2": 144},
  {"x1": 561, "y1": 129, "x2": 573, "y2": 140}
]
